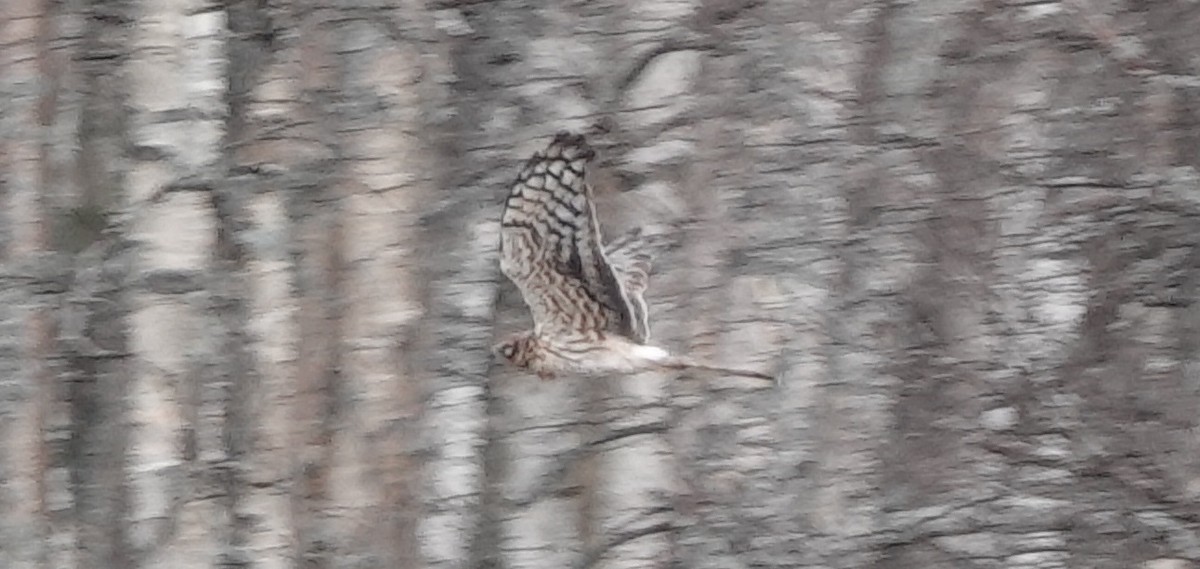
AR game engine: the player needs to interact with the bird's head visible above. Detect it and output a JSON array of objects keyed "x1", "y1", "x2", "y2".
[{"x1": 491, "y1": 332, "x2": 536, "y2": 368}]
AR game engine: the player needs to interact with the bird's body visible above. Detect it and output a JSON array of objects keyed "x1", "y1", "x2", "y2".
[
  {"x1": 494, "y1": 131, "x2": 772, "y2": 383},
  {"x1": 495, "y1": 329, "x2": 773, "y2": 382},
  {"x1": 494, "y1": 331, "x2": 664, "y2": 379}
]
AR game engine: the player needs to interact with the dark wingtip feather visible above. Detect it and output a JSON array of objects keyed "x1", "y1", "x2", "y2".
[
  {"x1": 517, "y1": 131, "x2": 595, "y2": 173},
  {"x1": 550, "y1": 130, "x2": 595, "y2": 160}
]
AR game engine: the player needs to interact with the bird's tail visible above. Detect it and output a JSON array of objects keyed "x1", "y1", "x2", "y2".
[
  {"x1": 629, "y1": 344, "x2": 774, "y2": 383},
  {"x1": 661, "y1": 356, "x2": 775, "y2": 382}
]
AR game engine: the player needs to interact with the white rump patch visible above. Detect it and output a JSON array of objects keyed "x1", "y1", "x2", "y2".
[{"x1": 631, "y1": 345, "x2": 670, "y2": 362}]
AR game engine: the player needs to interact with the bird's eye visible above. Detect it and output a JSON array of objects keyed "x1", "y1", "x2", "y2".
[{"x1": 502, "y1": 344, "x2": 516, "y2": 358}]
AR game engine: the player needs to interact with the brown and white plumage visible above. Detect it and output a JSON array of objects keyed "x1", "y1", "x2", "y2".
[{"x1": 494, "y1": 131, "x2": 772, "y2": 382}]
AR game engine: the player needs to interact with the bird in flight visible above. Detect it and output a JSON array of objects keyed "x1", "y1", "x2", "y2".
[{"x1": 493, "y1": 131, "x2": 773, "y2": 382}]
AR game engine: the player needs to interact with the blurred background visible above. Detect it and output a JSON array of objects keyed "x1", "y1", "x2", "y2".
[{"x1": 2, "y1": 1, "x2": 1199, "y2": 568}]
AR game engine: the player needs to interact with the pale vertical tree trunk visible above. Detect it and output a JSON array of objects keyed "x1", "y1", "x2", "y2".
[
  {"x1": 121, "y1": 0, "x2": 227, "y2": 566},
  {"x1": 225, "y1": 3, "x2": 322, "y2": 568}
]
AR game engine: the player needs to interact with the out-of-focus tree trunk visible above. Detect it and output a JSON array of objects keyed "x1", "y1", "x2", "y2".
[{"x1": 2, "y1": 1, "x2": 1200, "y2": 569}]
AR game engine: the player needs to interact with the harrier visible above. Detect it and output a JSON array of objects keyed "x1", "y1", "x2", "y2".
[{"x1": 493, "y1": 131, "x2": 772, "y2": 382}]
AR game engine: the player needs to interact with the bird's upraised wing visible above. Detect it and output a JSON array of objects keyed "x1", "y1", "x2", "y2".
[
  {"x1": 603, "y1": 227, "x2": 653, "y2": 342},
  {"x1": 499, "y1": 132, "x2": 646, "y2": 343}
]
